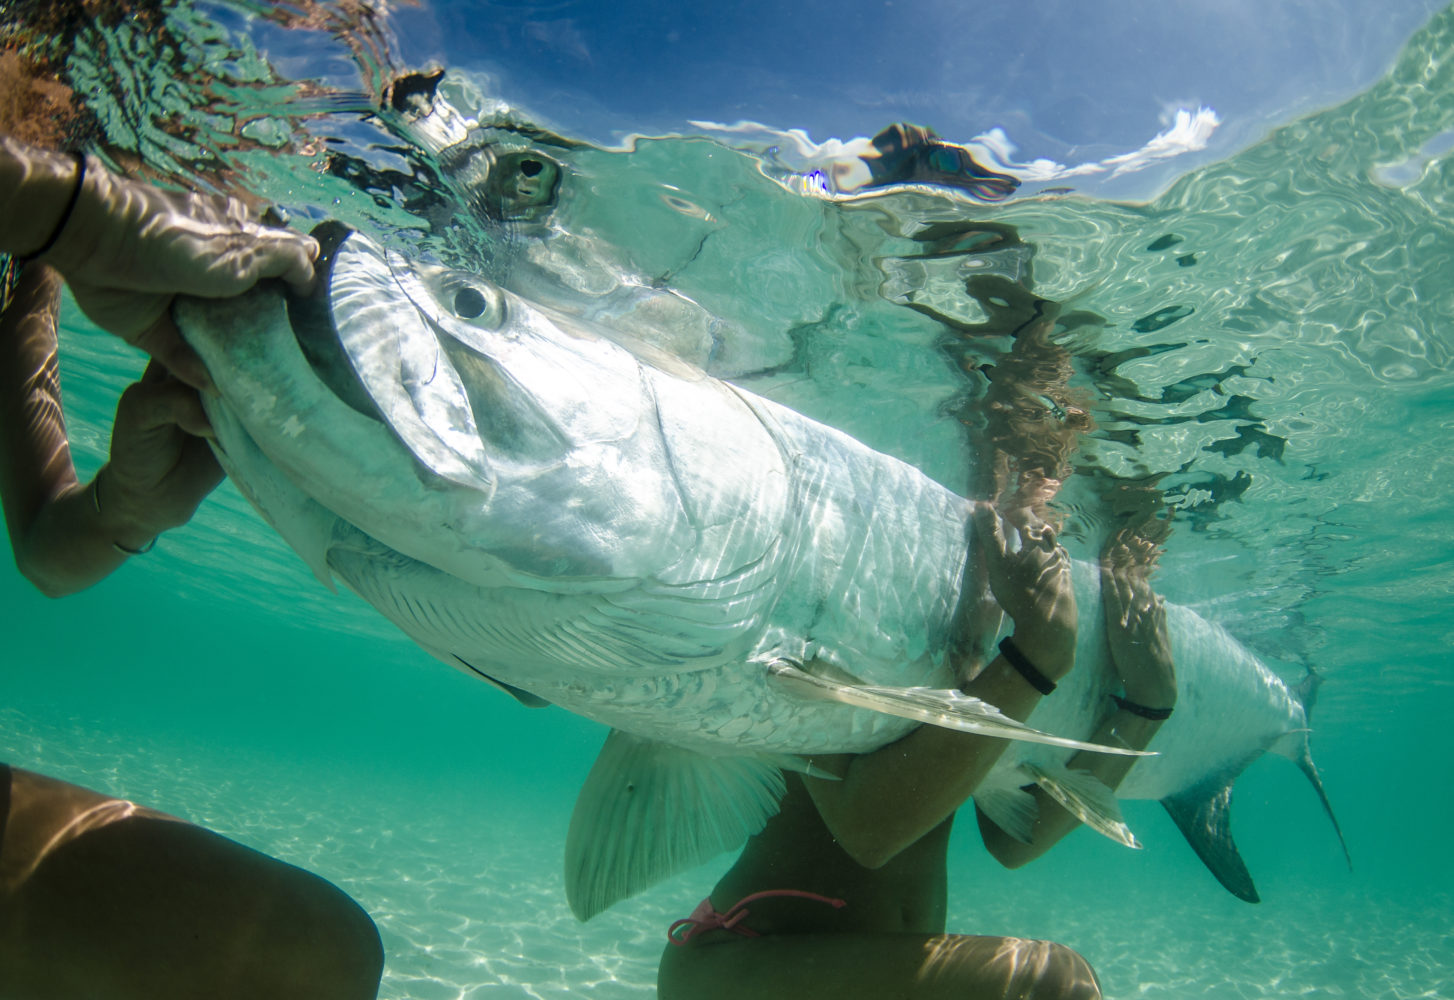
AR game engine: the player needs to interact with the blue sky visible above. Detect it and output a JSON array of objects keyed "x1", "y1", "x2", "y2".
[{"x1": 390, "y1": 0, "x2": 1445, "y2": 198}]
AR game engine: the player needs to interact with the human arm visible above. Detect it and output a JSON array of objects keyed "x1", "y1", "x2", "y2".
[
  {"x1": 0, "y1": 134, "x2": 317, "y2": 389},
  {"x1": 977, "y1": 527, "x2": 1178, "y2": 867},
  {"x1": 0, "y1": 142, "x2": 87, "y2": 264},
  {"x1": 0, "y1": 263, "x2": 223, "y2": 596},
  {"x1": 802, "y1": 502, "x2": 1077, "y2": 868}
]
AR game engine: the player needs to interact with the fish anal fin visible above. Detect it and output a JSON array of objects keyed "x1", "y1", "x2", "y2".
[
  {"x1": 1161, "y1": 775, "x2": 1260, "y2": 903},
  {"x1": 564, "y1": 731, "x2": 786, "y2": 921},
  {"x1": 1026, "y1": 762, "x2": 1141, "y2": 850},
  {"x1": 974, "y1": 782, "x2": 1039, "y2": 844}
]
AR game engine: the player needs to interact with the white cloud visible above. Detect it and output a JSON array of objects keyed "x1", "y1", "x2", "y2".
[
  {"x1": 965, "y1": 107, "x2": 1222, "y2": 181},
  {"x1": 691, "y1": 107, "x2": 1223, "y2": 192}
]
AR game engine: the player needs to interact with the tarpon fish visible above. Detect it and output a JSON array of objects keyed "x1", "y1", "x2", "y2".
[
  {"x1": 976, "y1": 559, "x2": 1350, "y2": 902},
  {"x1": 175, "y1": 224, "x2": 1345, "y2": 917}
]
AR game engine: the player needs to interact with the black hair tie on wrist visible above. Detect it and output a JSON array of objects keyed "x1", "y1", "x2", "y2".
[
  {"x1": 998, "y1": 636, "x2": 1056, "y2": 695},
  {"x1": 22, "y1": 151, "x2": 87, "y2": 262},
  {"x1": 1111, "y1": 694, "x2": 1173, "y2": 721},
  {"x1": 91, "y1": 468, "x2": 158, "y2": 556}
]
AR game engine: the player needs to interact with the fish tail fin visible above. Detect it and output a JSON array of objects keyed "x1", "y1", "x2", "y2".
[
  {"x1": 1278, "y1": 667, "x2": 1352, "y2": 871},
  {"x1": 1293, "y1": 741, "x2": 1352, "y2": 871},
  {"x1": 1296, "y1": 666, "x2": 1324, "y2": 709}
]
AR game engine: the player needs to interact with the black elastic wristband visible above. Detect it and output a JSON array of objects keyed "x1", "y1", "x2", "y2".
[
  {"x1": 91, "y1": 468, "x2": 158, "y2": 556},
  {"x1": 112, "y1": 536, "x2": 158, "y2": 556},
  {"x1": 22, "y1": 151, "x2": 86, "y2": 262},
  {"x1": 1111, "y1": 694, "x2": 1173, "y2": 721},
  {"x1": 998, "y1": 636, "x2": 1056, "y2": 695}
]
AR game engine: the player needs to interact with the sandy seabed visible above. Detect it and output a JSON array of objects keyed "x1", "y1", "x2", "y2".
[{"x1": 3, "y1": 710, "x2": 1447, "y2": 1000}]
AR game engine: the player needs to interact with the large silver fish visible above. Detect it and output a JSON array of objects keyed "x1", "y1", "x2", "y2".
[
  {"x1": 175, "y1": 225, "x2": 1343, "y2": 917},
  {"x1": 976, "y1": 559, "x2": 1349, "y2": 903}
]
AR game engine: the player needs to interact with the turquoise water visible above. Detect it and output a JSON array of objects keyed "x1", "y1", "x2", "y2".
[{"x1": 4, "y1": 2, "x2": 1454, "y2": 997}]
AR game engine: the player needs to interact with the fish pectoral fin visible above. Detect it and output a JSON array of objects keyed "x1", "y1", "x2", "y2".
[
  {"x1": 1161, "y1": 771, "x2": 1260, "y2": 903},
  {"x1": 564, "y1": 730, "x2": 786, "y2": 922},
  {"x1": 766, "y1": 659, "x2": 1152, "y2": 757},
  {"x1": 1024, "y1": 762, "x2": 1140, "y2": 850}
]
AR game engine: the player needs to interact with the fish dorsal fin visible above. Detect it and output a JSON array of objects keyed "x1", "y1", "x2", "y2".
[
  {"x1": 564, "y1": 731, "x2": 786, "y2": 921},
  {"x1": 766, "y1": 659, "x2": 1153, "y2": 757},
  {"x1": 1025, "y1": 761, "x2": 1140, "y2": 849},
  {"x1": 1161, "y1": 770, "x2": 1260, "y2": 903}
]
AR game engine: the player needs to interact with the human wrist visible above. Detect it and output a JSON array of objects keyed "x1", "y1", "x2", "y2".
[
  {"x1": 38, "y1": 155, "x2": 111, "y2": 279},
  {"x1": 1105, "y1": 707, "x2": 1166, "y2": 744},
  {"x1": 2, "y1": 145, "x2": 84, "y2": 259},
  {"x1": 91, "y1": 466, "x2": 160, "y2": 554},
  {"x1": 1117, "y1": 686, "x2": 1177, "y2": 712},
  {"x1": 1005, "y1": 622, "x2": 1075, "y2": 681}
]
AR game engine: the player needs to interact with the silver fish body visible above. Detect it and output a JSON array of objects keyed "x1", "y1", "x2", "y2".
[
  {"x1": 176, "y1": 226, "x2": 1342, "y2": 914},
  {"x1": 180, "y1": 227, "x2": 979, "y2": 757}
]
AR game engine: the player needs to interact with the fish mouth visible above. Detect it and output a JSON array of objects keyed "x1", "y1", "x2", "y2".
[
  {"x1": 286, "y1": 221, "x2": 384, "y2": 422},
  {"x1": 284, "y1": 221, "x2": 498, "y2": 491}
]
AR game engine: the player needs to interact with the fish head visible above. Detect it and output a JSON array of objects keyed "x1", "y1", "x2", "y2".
[
  {"x1": 177, "y1": 223, "x2": 693, "y2": 584},
  {"x1": 285, "y1": 220, "x2": 582, "y2": 492}
]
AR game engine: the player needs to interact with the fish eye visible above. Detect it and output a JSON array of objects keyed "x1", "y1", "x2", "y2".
[
  {"x1": 440, "y1": 277, "x2": 504, "y2": 327},
  {"x1": 454, "y1": 287, "x2": 488, "y2": 319},
  {"x1": 483, "y1": 150, "x2": 562, "y2": 220}
]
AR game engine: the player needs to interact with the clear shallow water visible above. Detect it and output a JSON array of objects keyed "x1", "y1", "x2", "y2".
[{"x1": 3, "y1": 2, "x2": 1454, "y2": 997}]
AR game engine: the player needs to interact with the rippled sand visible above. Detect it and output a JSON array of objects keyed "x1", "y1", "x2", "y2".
[{"x1": 4, "y1": 711, "x2": 1446, "y2": 1000}]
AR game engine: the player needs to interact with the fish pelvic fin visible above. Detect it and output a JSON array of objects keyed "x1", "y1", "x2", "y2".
[
  {"x1": 1160, "y1": 768, "x2": 1260, "y2": 903},
  {"x1": 766, "y1": 659, "x2": 1153, "y2": 757},
  {"x1": 564, "y1": 730, "x2": 785, "y2": 921}
]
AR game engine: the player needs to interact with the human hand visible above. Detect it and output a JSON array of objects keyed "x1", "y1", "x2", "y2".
[
  {"x1": 972, "y1": 501, "x2": 1076, "y2": 672},
  {"x1": 1099, "y1": 528, "x2": 1177, "y2": 709},
  {"x1": 96, "y1": 361, "x2": 225, "y2": 550},
  {"x1": 41, "y1": 158, "x2": 318, "y2": 390}
]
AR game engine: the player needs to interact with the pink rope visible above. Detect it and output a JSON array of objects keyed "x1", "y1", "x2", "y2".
[{"x1": 668, "y1": 889, "x2": 847, "y2": 945}]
